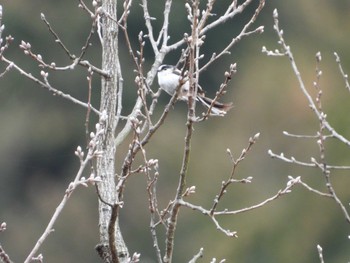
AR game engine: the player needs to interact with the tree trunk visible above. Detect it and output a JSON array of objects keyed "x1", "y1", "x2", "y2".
[{"x1": 95, "y1": 0, "x2": 129, "y2": 262}]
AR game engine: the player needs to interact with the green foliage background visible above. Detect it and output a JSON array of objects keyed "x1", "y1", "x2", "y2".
[{"x1": 1, "y1": 0, "x2": 350, "y2": 262}]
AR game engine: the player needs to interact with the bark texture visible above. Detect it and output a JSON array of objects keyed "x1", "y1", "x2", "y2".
[{"x1": 96, "y1": 0, "x2": 129, "y2": 262}]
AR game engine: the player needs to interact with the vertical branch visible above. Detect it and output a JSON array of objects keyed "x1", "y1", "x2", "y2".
[
  {"x1": 148, "y1": 178, "x2": 163, "y2": 263},
  {"x1": 0, "y1": 5, "x2": 3, "y2": 41},
  {"x1": 95, "y1": 0, "x2": 128, "y2": 262},
  {"x1": 141, "y1": 0, "x2": 159, "y2": 55},
  {"x1": 85, "y1": 69, "x2": 93, "y2": 143},
  {"x1": 161, "y1": 0, "x2": 173, "y2": 49},
  {"x1": 115, "y1": 0, "x2": 173, "y2": 147},
  {"x1": 164, "y1": 1, "x2": 200, "y2": 262},
  {"x1": 317, "y1": 245, "x2": 325, "y2": 263}
]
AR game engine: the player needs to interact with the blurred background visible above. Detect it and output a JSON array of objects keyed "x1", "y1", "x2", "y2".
[{"x1": 1, "y1": 0, "x2": 350, "y2": 262}]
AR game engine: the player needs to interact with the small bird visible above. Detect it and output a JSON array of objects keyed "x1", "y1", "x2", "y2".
[{"x1": 157, "y1": 64, "x2": 233, "y2": 116}]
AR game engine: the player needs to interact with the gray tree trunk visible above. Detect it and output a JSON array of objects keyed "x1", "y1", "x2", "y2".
[{"x1": 95, "y1": 0, "x2": 129, "y2": 262}]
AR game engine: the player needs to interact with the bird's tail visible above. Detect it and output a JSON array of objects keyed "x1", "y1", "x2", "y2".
[{"x1": 197, "y1": 95, "x2": 233, "y2": 116}]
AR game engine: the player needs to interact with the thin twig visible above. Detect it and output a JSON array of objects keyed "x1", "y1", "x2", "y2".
[
  {"x1": 263, "y1": 9, "x2": 350, "y2": 147},
  {"x1": 0, "y1": 56, "x2": 101, "y2": 116},
  {"x1": 334, "y1": 52, "x2": 350, "y2": 93},
  {"x1": 166, "y1": 0, "x2": 265, "y2": 54},
  {"x1": 40, "y1": 12, "x2": 108, "y2": 77},
  {"x1": 178, "y1": 176, "x2": 299, "y2": 237},
  {"x1": 85, "y1": 70, "x2": 93, "y2": 144},
  {"x1": 198, "y1": 63, "x2": 236, "y2": 121},
  {"x1": 0, "y1": 243, "x2": 13, "y2": 263},
  {"x1": 40, "y1": 13, "x2": 74, "y2": 59},
  {"x1": 148, "y1": 173, "x2": 163, "y2": 263},
  {"x1": 265, "y1": 9, "x2": 350, "y2": 224},
  {"x1": 164, "y1": 2, "x2": 199, "y2": 260},
  {"x1": 268, "y1": 150, "x2": 350, "y2": 170},
  {"x1": 78, "y1": 0, "x2": 94, "y2": 17},
  {"x1": 297, "y1": 179, "x2": 332, "y2": 198},
  {"x1": 210, "y1": 133, "x2": 260, "y2": 215},
  {"x1": 283, "y1": 130, "x2": 332, "y2": 139},
  {"x1": 188, "y1": 248, "x2": 204, "y2": 263},
  {"x1": 317, "y1": 245, "x2": 325, "y2": 263},
  {"x1": 0, "y1": 62, "x2": 13, "y2": 78},
  {"x1": 24, "y1": 125, "x2": 104, "y2": 263},
  {"x1": 140, "y1": 0, "x2": 159, "y2": 55},
  {"x1": 199, "y1": 0, "x2": 265, "y2": 74}
]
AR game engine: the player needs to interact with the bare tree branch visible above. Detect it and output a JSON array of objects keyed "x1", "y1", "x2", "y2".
[
  {"x1": 39, "y1": 12, "x2": 108, "y2": 77},
  {"x1": 188, "y1": 247, "x2": 204, "y2": 263},
  {"x1": 0, "y1": 1, "x2": 277, "y2": 262},
  {"x1": 334, "y1": 52, "x2": 350, "y2": 93},
  {"x1": 262, "y1": 9, "x2": 350, "y2": 147},
  {"x1": 0, "y1": 238, "x2": 13, "y2": 263},
  {"x1": 264, "y1": 8, "x2": 350, "y2": 224},
  {"x1": 0, "y1": 55, "x2": 101, "y2": 115},
  {"x1": 317, "y1": 245, "x2": 325, "y2": 263},
  {"x1": 24, "y1": 121, "x2": 105, "y2": 263}
]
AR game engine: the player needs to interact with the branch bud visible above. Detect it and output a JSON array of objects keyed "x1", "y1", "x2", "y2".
[
  {"x1": 273, "y1": 8, "x2": 278, "y2": 19},
  {"x1": 316, "y1": 51, "x2": 322, "y2": 62},
  {"x1": 0, "y1": 222, "x2": 6, "y2": 231},
  {"x1": 253, "y1": 132, "x2": 260, "y2": 141},
  {"x1": 40, "y1": 70, "x2": 48, "y2": 78}
]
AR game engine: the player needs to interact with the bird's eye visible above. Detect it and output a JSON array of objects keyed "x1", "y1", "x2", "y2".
[{"x1": 158, "y1": 65, "x2": 170, "y2": 72}]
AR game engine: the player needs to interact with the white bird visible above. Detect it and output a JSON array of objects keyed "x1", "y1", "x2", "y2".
[{"x1": 157, "y1": 64, "x2": 233, "y2": 116}]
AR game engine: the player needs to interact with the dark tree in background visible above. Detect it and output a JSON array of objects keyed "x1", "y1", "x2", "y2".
[{"x1": 1, "y1": 1, "x2": 350, "y2": 263}]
